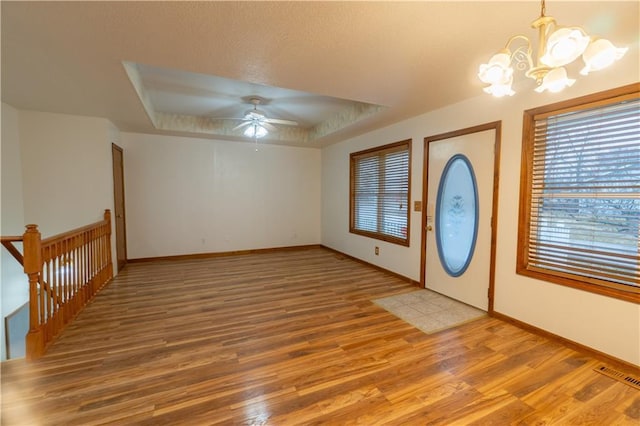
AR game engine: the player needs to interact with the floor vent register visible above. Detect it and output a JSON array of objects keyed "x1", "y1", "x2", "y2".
[{"x1": 594, "y1": 364, "x2": 640, "y2": 390}]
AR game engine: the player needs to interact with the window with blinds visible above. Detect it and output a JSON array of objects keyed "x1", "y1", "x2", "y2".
[
  {"x1": 350, "y1": 140, "x2": 411, "y2": 246},
  {"x1": 518, "y1": 84, "x2": 639, "y2": 303}
]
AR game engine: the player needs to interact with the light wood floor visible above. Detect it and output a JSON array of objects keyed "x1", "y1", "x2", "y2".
[{"x1": 1, "y1": 248, "x2": 638, "y2": 425}]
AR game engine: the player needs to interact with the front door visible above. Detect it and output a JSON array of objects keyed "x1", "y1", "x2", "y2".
[{"x1": 422, "y1": 123, "x2": 500, "y2": 311}]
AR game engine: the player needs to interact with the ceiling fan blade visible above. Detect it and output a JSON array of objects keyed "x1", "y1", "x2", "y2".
[
  {"x1": 261, "y1": 122, "x2": 277, "y2": 132},
  {"x1": 211, "y1": 117, "x2": 246, "y2": 122},
  {"x1": 232, "y1": 121, "x2": 252, "y2": 131},
  {"x1": 264, "y1": 118, "x2": 298, "y2": 126}
]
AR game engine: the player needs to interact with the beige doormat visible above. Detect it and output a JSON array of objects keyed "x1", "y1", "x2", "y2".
[{"x1": 374, "y1": 289, "x2": 486, "y2": 334}]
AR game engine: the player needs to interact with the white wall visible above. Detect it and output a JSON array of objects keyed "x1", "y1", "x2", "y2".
[
  {"x1": 321, "y1": 70, "x2": 640, "y2": 364},
  {"x1": 1, "y1": 103, "x2": 28, "y2": 361},
  {"x1": 120, "y1": 133, "x2": 321, "y2": 259},
  {"x1": 19, "y1": 111, "x2": 116, "y2": 238}
]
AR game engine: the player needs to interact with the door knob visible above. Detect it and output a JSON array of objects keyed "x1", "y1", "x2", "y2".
[{"x1": 427, "y1": 225, "x2": 433, "y2": 231}]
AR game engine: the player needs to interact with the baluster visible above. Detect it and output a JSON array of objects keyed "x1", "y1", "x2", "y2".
[
  {"x1": 67, "y1": 239, "x2": 73, "y2": 318},
  {"x1": 41, "y1": 252, "x2": 46, "y2": 340},
  {"x1": 53, "y1": 243, "x2": 59, "y2": 339},
  {"x1": 52, "y1": 247, "x2": 58, "y2": 338},
  {"x1": 83, "y1": 231, "x2": 88, "y2": 297},
  {"x1": 77, "y1": 235, "x2": 84, "y2": 306},
  {"x1": 92, "y1": 231, "x2": 97, "y2": 287},
  {"x1": 62, "y1": 241, "x2": 68, "y2": 327},
  {"x1": 98, "y1": 227, "x2": 103, "y2": 284},
  {"x1": 105, "y1": 209, "x2": 113, "y2": 282},
  {"x1": 85, "y1": 235, "x2": 90, "y2": 295},
  {"x1": 70, "y1": 238, "x2": 77, "y2": 315},
  {"x1": 92, "y1": 228, "x2": 97, "y2": 290},
  {"x1": 78, "y1": 235, "x2": 83, "y2": 305},
  {"x1": 60, "y1": 241, "x2": 67, "y2": 323},
  {"x1": 43, "y1": 254, "x2": 50, "y2": 343},
  {"x1": 77, "y1": 234, "x2": 82, "y2": 305},
  {"x1": 51, "y1": 254, "x2": 60, "y2": 338},
  {"x1": 91, "y1": 228, "x2": 96, "y2": 289},
  {"x1": 62, "y1": 239, "x2": 68, "y2": 315},
  {"x1": 99, "y1": 230, "x2": 104, "y2": 285},
  {"x1": 59, "y1": 242, "x2": 63, "y2": 322}
]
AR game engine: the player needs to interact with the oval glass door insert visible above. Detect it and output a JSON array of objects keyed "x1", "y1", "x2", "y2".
[{"x1": 435, "y1": 154, "x2": 479, "y2": 277}]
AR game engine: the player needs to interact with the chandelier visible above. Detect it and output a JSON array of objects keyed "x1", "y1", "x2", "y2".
[{"x1": 478, "y1": 0, "x2": 627, "y2": 97}]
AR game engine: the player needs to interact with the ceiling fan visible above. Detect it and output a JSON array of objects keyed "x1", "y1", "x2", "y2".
[{"x1": 226, "y1": 96, "x2": 298, "y2": 139}]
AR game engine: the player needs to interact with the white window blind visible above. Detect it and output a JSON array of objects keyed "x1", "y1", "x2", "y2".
[
  {"x1": 350, "y1": 141, "x2": 410, "y2": 245},
  {"x1": 527, "y1": 95, "x2": 639, "y2": 291}
]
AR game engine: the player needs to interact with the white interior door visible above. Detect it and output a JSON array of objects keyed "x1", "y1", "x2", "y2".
[{"x1": 425, "y1": 129, "x2": 495, "y2": 310}]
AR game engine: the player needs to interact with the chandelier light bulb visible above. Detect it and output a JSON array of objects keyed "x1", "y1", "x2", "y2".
[
  {"x1": 540, "y1": 27, "x2": 590, "y2": 67},
  {"x1": 478, "y1": 52, "x2": 513, "y2": 85},
  {"x1": 484, "y1": 83, "x2": 516, "y2": 98},
  {"x1": 483, "y1": 74, "x2": 515, "y2": 97},
  {"x1": 580, "y1": 39, "x2": 628, "y2": 75},
  {"x1": 535, "y1": 67, "x2": 575, "y2": 93}
]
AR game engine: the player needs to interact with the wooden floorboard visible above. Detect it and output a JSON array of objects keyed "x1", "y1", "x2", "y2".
[{"x1": 1, "y1": 247, "x2": 638, "y2": 425}]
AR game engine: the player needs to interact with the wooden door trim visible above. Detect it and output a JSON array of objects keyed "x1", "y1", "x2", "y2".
[
  {"x1": 420, "y1": 121, "x2": 501, "y2": 313},
  {"x1": 112, "y1": 143, "x2": 127, "y2": 271}
]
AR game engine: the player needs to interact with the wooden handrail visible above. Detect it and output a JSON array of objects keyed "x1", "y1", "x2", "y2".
[
  {"x1": 41, "y1": 218, "x2": 109, "y2": 246},
  {"x1": 1, "y1": 236, "x2": 24, "y2": 265},
  {"x1": 23, "y1": 210, "x2": 113, "y2": 360}
]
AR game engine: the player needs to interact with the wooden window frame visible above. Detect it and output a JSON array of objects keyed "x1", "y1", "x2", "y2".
[
  {"x1": 349, "y1": 139, "x2": 411, "y2": 246},
  {"x1": 517, "y1": 83, "x2": 640, "y2": 303}
]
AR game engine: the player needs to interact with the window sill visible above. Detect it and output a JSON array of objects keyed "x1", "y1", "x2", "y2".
[
  {"x1": 349, "y1": 228, "x2": 410, "y2": 247},
  {"x1": 516, "y1": 265, "x2": 640, "y2": 304}
]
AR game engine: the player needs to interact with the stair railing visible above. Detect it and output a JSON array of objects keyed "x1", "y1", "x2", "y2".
[{"x1": 4, "y1": 210, "x2": 114, "y2": 360}]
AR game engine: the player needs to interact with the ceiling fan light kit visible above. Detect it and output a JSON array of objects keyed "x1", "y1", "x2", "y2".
[
  {"x1": 225, "y1": 96, "x2": 299, "y2": 140},
  {"x1": 478, "y1": 0, "x2": 627, "y2": 97},
  {"x1": 244, "y1": 123, "x2": 268, "y2": 139}
]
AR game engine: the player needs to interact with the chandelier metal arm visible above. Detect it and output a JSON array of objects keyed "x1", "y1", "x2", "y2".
[
  {"x1": 504, "y1": 35, "x2": 535, "y2": 72},
  {"x1": 503, "y1": 15, "x2": 558, "y2": 84}
]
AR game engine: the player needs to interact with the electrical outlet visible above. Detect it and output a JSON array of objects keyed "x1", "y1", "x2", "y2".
[{"x1": 375, "y1": 246, "x2": 379, "y2": 255}]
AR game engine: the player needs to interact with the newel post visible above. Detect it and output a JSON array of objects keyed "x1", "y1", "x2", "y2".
[
  {"x1": 104, "y1": 209, "x2": 112, "y2": 228},
  {"x1": 23, "y1": 224, "x2": 44, "y2": 360}
]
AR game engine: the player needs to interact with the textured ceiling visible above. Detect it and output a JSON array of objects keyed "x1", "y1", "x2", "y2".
[{"x1": 2, "y1": 1, "x2": 638, "y2": 147}]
